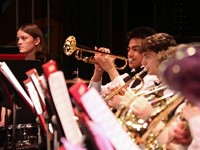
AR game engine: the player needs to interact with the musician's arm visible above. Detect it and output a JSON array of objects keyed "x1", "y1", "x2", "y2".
[{"x1": 0, "y1": 107, "x2": 11, "y2": 127}]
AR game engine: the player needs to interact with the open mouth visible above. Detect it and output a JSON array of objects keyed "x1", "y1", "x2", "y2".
[{"x1": 128, "y1": 58, "x2": 135, "y2": 63}]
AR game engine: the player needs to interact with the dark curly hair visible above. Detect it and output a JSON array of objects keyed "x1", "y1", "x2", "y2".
[{"x1": 140, "y1": 33, "x2": 177, "y2": 54}]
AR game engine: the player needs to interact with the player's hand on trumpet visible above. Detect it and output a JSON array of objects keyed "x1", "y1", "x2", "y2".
[{"x1": 94, "y1": 47, "x2": 116, "y2": 73}]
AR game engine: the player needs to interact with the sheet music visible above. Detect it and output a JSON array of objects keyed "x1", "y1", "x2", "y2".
[
  {"x1": 0, "y1": 61, "x2": 33, "y2": 108},
  {"x1": 26, "y1": 70, "x2": 47, "y2": 112},
  {"x1": 29, "y1": 70, "x2": 46, "y2": 105},
  {"x1": 24, "y1": 80, "x2": 43, "y2": 114},
  {"x1": 81, "y1": 88, "x2": 140, "y2": 150},
  {"x1": 24, "y1": 79, "x2": 46, "y2": 133},
  {"x1": 48, "y1": 71, "x2": 83, "y2": 146}
]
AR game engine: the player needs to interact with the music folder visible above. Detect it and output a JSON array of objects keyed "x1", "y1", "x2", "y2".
[{"x1": 0, "y1": 60, "x2": 43, "y2": 109}]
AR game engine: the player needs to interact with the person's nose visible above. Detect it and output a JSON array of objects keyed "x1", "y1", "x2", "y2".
[
  {"x1": 142, "y1": 58, "x2": 146, "y2": 65},
  {"x1": 128, "y1": 50, "x2": 134, "y2": 57},
  {"x1": 18, "y1": 39, "x2": 23, "y2": 45}
]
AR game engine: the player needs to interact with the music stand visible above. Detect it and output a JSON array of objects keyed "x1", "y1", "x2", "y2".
[
  {"x1": 0, "y1": 60, "x2": 43, "y2": 150},
  {"x1": 0, "y1": 54, "x2": 25, "y2": 60}
]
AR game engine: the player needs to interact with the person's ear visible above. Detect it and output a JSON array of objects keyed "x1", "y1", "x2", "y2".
[{"x1": 35, "y1": 37, "x2": 41, "y2": 46}]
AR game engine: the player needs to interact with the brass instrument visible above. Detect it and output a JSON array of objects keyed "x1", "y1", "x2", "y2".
[
  {"x1": 63, "y1": 36, "x2": 128, "y2": 70},
  {"x1": 116, "y1": 90, "x2": 185, "y2": 149},
  {"x1": 114, "y1": 83, "x2": 168, "y2": 128},
  {"x1": 137, "y1": 84, "x2": 169, "y2": 108},
  {"x1": 161, "y1": 104, "x2": 188, "y2": 149},
  {"x1": 104, "y1": 69, "x2": 146, "y2": 102},
  {"x1": 144, "y1": 94, "x2": 185, "y2": 150}
]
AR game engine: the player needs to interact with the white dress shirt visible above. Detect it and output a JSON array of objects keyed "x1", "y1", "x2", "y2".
[{"x1": 89, "y1": 68, "x2": 159, "y2": 98}]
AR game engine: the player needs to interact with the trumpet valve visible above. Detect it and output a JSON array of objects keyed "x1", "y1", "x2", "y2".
[{"x1": 81, "y1": 56, "x2": 95, "y2": 64}]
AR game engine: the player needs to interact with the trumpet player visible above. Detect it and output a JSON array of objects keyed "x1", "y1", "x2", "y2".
[
  {"x1": 120, "y1": 32, "x2": 180, "y2": 149},
  {"x1": 162, "y1": 43, "x2": 200, "y2": 150},
  {"x1": 89, "y1": 26, "x2": 158, "y2": 109}
]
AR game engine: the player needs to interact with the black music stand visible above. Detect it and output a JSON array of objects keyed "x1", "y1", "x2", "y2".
[
  {"x1": 0, "y1": 46, "x2": 19, "y2": 54},
  {"x1": 0, "y1": 60, "x2": 43, "y2": 150}
]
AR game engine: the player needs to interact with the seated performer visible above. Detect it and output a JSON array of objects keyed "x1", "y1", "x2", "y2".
[
  {"x1": 115, "y1": 32, "x2": 180, "y2": 149},
  {"x1": 14, "y1": 23, "x2": 49, "y2": 124},
  {"x1": 129, "y1": 32, "x2": 178, "y2": 118},
  {"x1": 89, "y1": 26, "x2": 158, "y2": 109},
  {"x1": 0, "y1": 23, "x2": 50, "y2": 149},
  {"x1": 162, "y1": 43, "x2": 200, "y2": 150}
]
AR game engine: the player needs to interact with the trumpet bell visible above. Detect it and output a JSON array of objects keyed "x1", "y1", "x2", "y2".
[{"x1": 63, "y1": 36, "x2": 77, "y2": 56}]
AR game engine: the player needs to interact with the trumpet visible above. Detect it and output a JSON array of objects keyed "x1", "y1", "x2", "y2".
[
  {"x1": 63, "y1": 36, "x2": 128, "y2": 70},
  {"x1": 104, "y1": 69, "x2": 146, "y2": 102}
]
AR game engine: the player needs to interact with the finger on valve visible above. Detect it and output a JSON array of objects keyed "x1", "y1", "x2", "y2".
[
  {"x1": 94, "y1": 46, "x2": 102, "y2": 57},
  {"x1": 98, "y1": 47, "x2": 110, "y2": 53}
]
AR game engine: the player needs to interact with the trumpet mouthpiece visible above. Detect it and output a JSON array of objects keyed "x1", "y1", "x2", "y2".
[{"x1": 143, "y1": 67, "x2": 147, "y2": 71}]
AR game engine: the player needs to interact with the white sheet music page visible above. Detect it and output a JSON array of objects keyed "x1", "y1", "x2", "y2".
[
  {"x1": 81, "y1": 88, "x2": 140, "y2": 150},
  {"x1": 29, "y1": 72, "x2": 46, "y2": 106},
  {"x1": 25, "y1": 80, "x2": 43, "y2": 115},
  {"x1": 48, "y1": 71, "x2": 83, "y2": 146},
  {"x1": 0, "y1": 61, "x2": 33, "y2": 108}
]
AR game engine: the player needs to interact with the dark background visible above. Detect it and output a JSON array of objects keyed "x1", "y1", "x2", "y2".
[{"x1": 1, "y1": 0, "x2": 200, "y2": 84}]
